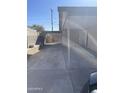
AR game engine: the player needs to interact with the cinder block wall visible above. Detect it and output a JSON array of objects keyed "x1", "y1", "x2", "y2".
[{"x1": 45, "y1": 31, "x2": 62, "y2": 43}]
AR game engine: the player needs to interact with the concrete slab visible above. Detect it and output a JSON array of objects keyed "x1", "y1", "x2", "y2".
[
  {"x1": 27, "y1": 44, "x2": 96, "y2": 93},
  {"x1": 27, "y1": 70, "x2": 73, "y2": 93}
]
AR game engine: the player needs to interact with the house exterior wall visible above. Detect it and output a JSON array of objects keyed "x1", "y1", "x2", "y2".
[{"x1": 58, "y1": 7, "x2": 97, "y2": 53}]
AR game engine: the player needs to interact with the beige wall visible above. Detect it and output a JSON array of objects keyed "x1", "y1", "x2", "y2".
[
  {"x1": 27, "y1": 28, "x2": 39, "y2": 48},
  {"x1": 45, "y1": 32, "x2": 62, "y2": 44}
]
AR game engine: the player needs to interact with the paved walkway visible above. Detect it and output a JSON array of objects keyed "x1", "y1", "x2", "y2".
[{"x1": 27, "y1": 44, "x2": 96, "y2": 93}]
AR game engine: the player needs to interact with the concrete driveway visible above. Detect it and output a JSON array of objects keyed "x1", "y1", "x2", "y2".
[{"x1": 27, "y1": 44, "x2": 96, "y2": 93}]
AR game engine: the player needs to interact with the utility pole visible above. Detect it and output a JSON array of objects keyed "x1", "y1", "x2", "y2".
[{"x1": 51, "y1": 9, "x2": 53, "y2": 31}]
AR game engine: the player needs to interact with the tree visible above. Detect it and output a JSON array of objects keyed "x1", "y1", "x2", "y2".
[{"x1": 30, "y1": 24, "x2": 45, "y2": 33}]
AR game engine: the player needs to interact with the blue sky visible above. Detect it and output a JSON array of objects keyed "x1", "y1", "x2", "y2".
[{"x1": 27, "y1": 0, "x2": 96, "y2": 31}]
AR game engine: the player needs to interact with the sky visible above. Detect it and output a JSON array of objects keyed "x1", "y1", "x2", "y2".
[{"x1": 27, "y1": 0, "x2": 96, "y2": 31}]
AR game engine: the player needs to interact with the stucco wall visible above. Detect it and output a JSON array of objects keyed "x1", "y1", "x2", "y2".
[
  {"x1": 68, "y1": 15, "x2": 97, "y2": 52},
  {"x1": 59, "y1": 7, "x2": 97, "y2": 53}
]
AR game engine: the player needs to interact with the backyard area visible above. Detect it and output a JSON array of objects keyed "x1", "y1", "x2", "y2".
[{"x1": 27, "y1": 6, "x2": 97, "y2": 93}]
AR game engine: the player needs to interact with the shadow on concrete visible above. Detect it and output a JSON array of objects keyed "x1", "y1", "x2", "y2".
[
  {"x1": 80, "y1": 80, "x2": 89, "y2": 93},
  {"x1": 27, "y1": 54, "x2": 32, "y2": 59},
  {"x1": 35, "y1": 32, "x2": 46, "y2": 49}
]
